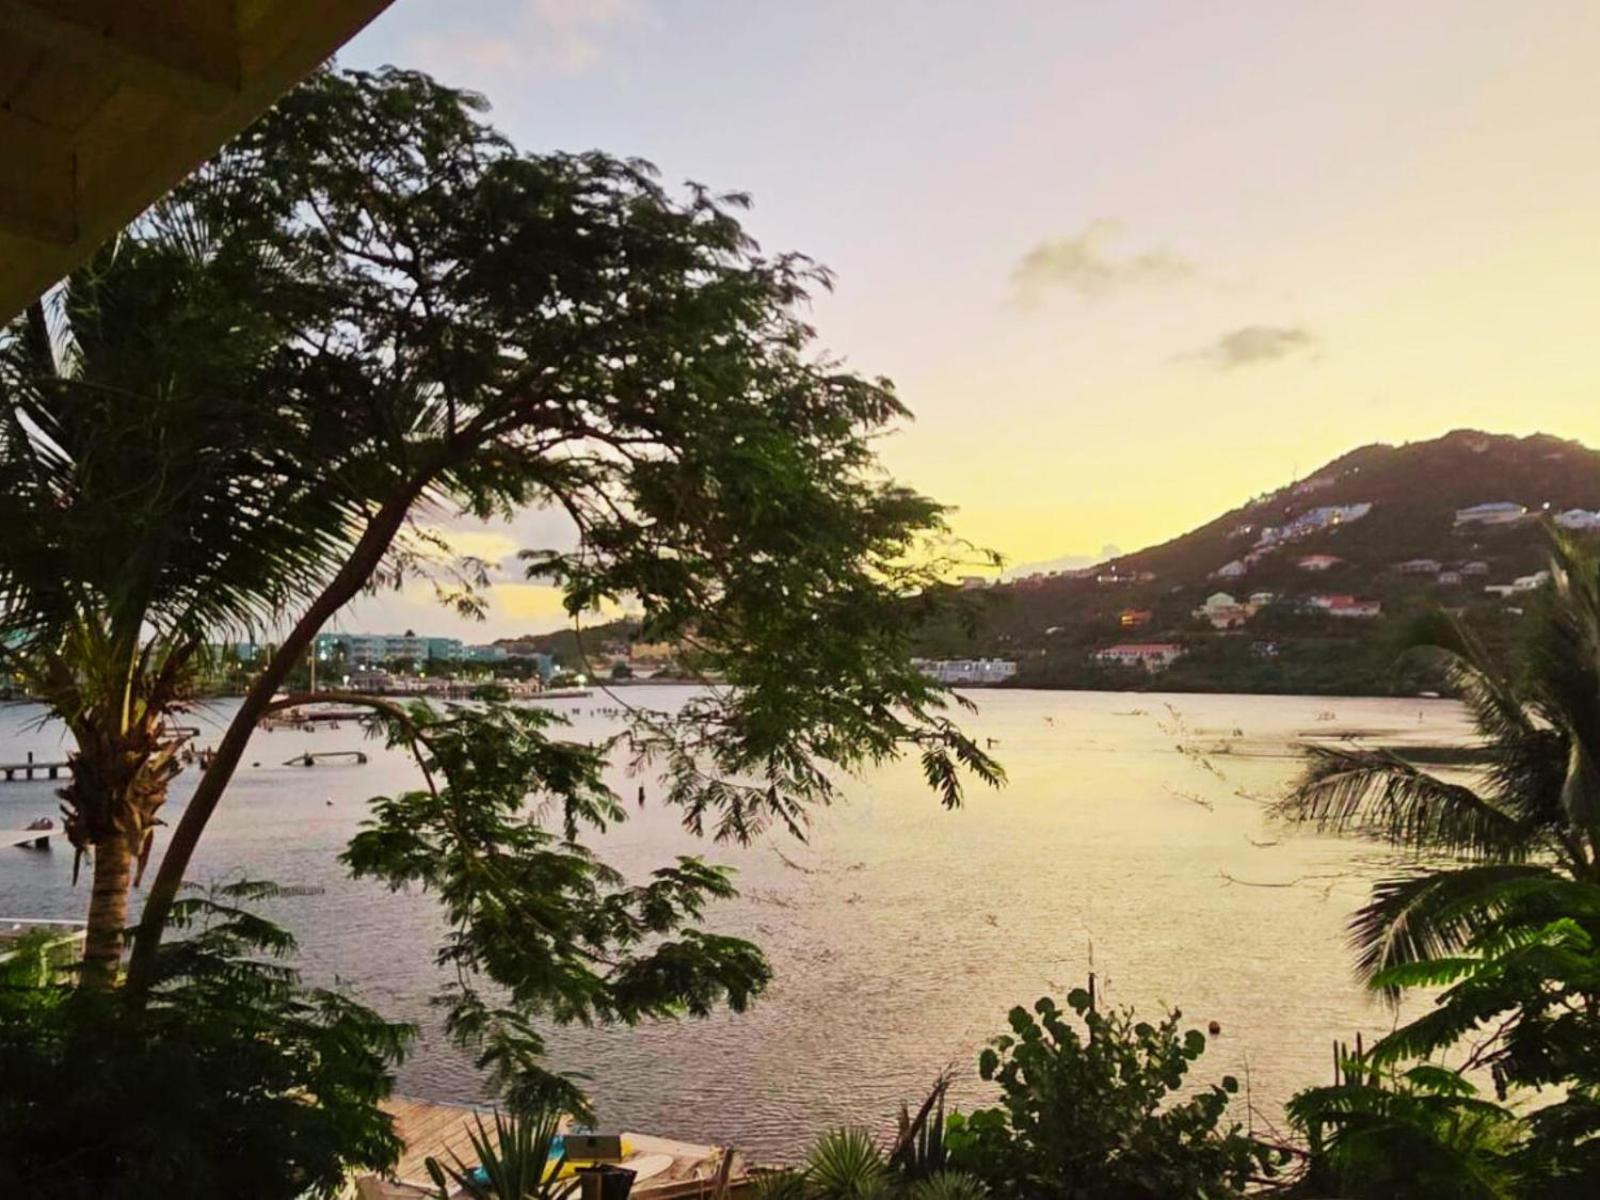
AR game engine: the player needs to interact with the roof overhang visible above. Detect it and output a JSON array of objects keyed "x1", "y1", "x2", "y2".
[{"x1": 0, "y1": 0, "x2": 397, "y2": 323}]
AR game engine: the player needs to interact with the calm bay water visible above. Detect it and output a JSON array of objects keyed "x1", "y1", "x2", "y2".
[{"x1": 0, "y1": 687, "x2": 1471, "y2": 1158}]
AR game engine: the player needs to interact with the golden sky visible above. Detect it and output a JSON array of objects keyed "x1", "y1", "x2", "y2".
[{"x1": 345, "y1": 1, "x2": 1600, "y2": 634}]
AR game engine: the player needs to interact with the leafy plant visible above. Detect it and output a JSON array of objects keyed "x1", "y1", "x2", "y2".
[
  {"x1": 424, "y1": 1104, "x2": 577, "y2": 1200},
  {"x1": 889, "y1": 1076, "x2": 951, "y2": 1181},
  {"x1": 946, "y1": 991, "x2": 1279, "y2": 1198},
  {"x1": 906, "y1": 1172, "x2": 988, "y2": 1200},
  {"x1": 807, "y1": 1128, "x2": 890, "y2": 1199},
  {"x1": 1288, "y1": 1060, "x2": 1521, "y2": 1200},
  {"x1": 0, "y1": 883, "x2": 409, "y2": 1198}
]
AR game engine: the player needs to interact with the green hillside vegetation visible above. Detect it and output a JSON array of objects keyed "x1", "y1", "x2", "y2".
[{"x1": 921, "y1": 431, "x2": 1600, "y2": 694}]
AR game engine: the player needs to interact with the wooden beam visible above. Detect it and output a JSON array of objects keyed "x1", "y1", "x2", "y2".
[
  {"x1": 0, "y1": 0, "x2": 240, "y2": 112},
  {"x1": 0, "y1": 108, "x2": 75, "y2": 245}
]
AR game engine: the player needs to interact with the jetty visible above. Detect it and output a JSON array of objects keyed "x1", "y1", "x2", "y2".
[
  {"x1": 356, "y1": 1096, "x2": 747, "y2": 1200},
  {"x1": 3, "y1": 825, "x2": 54, "y2": 849},
  {"x1": 283, "y1": 750, "x2": 369, "y2": 767},
  {"x1": 0, "y1": 755, "x2": 69, "y2": 783}
]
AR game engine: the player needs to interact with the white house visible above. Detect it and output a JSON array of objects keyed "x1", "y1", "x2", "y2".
[
  {"x1": 1211, "y1": 559, "x2": 1248, "y2": 579},
  {"x1": 1455, "y1": 502, "x2": 1528, "y2": 526},
  {"x1": 1296, "y1": 554, "x2": 1344, "y2": 571},
  {"x1": 913, "y1": 658, "x2": 1018, "y2": 685},
  {"x1": 1308, "y1": 594, "x2": 1382, "y2": 618},
  {"x1": 1093, "y1": 643, "x2": 1185, "y2": 671},
  {"x1": 1395, "y1": 559, "x2": 1442, "y2": 575},
  {"x1": 1555, "y1": 509, "x2": 1600, "y2": 531},
  {"x1": 1195, "y1": 592, "x2": 1250, "y2": 629}
]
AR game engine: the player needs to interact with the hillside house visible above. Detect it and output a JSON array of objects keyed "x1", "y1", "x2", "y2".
[
  {"x1": 1195, "y1": 592, "x2": 1250, "y2": 629},
  {"x1": 1212, "y1": 560, "x2": 1248, "y2": 579},
  {"x1": 1093, "y1": 643, "x2": 1185, "y2": 671},
  {"x1": 1455, "y1": 502, "x2": 1528, "y2": 526},
  {"x1": 912, "y1": 658, "x2": 1018, "y2": 684},
  {"x1": 1460, "y1": 561, "x2": 1491, "y2": 576},
  {"x1": 1555, "y1": 509, "x2": 1600, "y2": 530},
  {"x1": 1296, "y1": 554, "x2": 1344, "y2": 571},
  {"x1": 1248, "y1": 591, "x2": 1277, "y2": 607},
  {"x1": 1119, "y1": 608, "x2": 1154, "y2": 630},
  {"x1": 1437, "y1": 571, "x2": 1463, "y2": 586},
  {"x1": 1395, "y1": 559, "x2": 1442, "y2": 575},
  {"x1": 1259, "y1": 503, "x2": 1373, "y2": 548},
  {"x1": 1308, "y1": 595, "x2": 1382, "y2": 618}
]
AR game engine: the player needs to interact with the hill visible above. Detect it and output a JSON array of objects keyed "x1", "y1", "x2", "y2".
[{"x1": 923, "y1": 430, "x2": 1600, "y2": 694}]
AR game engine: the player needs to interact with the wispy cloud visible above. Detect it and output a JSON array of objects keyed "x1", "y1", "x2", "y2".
[
  {"x1": 410, "y1": 0, "x2": 645, "y2": 78},
  {"x1": 1179, "y1": 324, "x2": 1319, "y2": 370},
  {"x1": 1012, "y1": 219, "x2": 1193, "y2": 301}
]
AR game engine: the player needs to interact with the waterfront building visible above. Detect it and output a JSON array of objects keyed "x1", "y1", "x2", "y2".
[
  {"x1": 1454, "y1": 501, "x2": 1528, "y2": 526},
  {"x1": 1092, "y1": 643, "x2": 1185, "y2": 670},
  {"x1": 911, "y1": 658, "x2": 1018, "y2": 685}
]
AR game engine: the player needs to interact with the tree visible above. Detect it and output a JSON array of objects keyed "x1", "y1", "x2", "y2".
[
  {"x1": 5, "y1": 64, "x2": 999, "y2": 1102},
  {"x1": 1275, "y1": 531, "x2": 1600, "y2": 990},
  {"x1": 0, "y1": 218, "x2": 380, "y2": 985}
]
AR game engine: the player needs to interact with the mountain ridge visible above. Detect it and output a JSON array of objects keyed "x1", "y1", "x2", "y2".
[{"x1": 927, "y1": 429, "x2": 1600, "y2": 694}]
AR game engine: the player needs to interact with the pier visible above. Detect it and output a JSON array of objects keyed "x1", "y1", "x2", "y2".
[
  {"x1": 3, "y1": 825, "x2": 54, "y2": 849},
  {"x1": 0, "y1": 754, "x2": 68, "y2": 783},
  {"x1": 283, "y1": 750, "x2": 369, "y2": 767}
]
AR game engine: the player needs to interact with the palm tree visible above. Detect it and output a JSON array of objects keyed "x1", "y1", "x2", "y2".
[
  {"x1": 0, "y1": 213, "x2": 370, "y2": 985},
  {"x1": 1277, "y1": 531, "x2": 1600, "y2": 990}
]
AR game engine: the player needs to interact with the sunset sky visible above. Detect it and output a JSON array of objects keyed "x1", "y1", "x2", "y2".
[{"x1": 339, "y1": 0, "x2": 1600, "y2": 638}]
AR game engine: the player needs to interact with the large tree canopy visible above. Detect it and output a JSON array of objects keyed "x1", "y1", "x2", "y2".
[{"x1": 2, "y1": 64, "x2": 1000, "y2": 1112}]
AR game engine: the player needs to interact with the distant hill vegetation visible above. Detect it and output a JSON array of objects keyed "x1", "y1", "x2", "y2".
[{"x1": 921, "y1": 430, "x2": 1600, "y2": 694}]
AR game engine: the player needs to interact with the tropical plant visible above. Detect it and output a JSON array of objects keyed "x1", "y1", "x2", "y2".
[
  {"x1": 888, "y1": 1075, "x2": 952, "y2": 1181},
  {"x1": 0, "y1": 882, "x2": 409, "y2": 1198},
  {"x1": 945, "y1": 990, "x2": 1279, "y2": 1199},
  {"x1": 1275, "y1": 533, "x2": 1600, "y2": 990},
  {"x1": 424, "y1": 1104, "x2": 577, "y2": 1200},
  {"x1": 1287, "y1": 1058, "x2": 1523, "y2": 1199},
  {"x1": 0, "y1": 221, "x2": 370, "y2": 984},
  {"x1": 905, "y1": 1173, "x2": 987, "y2": 1200},
  {"x1": 807, "y1": 1128, "x2": 890, "y2": 1199}
]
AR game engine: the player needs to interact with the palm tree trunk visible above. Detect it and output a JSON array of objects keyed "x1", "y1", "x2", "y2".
[{"x1": 82, "y1": 833, "x2": 134, "y2": 989}]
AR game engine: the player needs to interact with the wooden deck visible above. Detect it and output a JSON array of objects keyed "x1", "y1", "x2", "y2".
[
  {"x1": 0, "y1": 760, "x2": 68, "y2": 783},
  {"x1": 355, "y1": 1096, "x2": 746, "y2": 1199}
]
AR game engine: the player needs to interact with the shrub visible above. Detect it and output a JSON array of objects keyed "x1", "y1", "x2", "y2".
[{"x1": 946, "y1": 991, "x2": 1279, "y2": 1198}]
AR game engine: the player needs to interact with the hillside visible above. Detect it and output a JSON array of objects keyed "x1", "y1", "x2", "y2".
[{"x1": 923, "y1": 430, "x2": 1600, "y2": 693}]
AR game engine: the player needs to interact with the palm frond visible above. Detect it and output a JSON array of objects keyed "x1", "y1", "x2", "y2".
[
  {"x1": 1278, "y1": 747, "x2": 1527, "y2": 860},
  {"x1": 1351, "y1": 865, "x2": 1564, "y2": 991}
]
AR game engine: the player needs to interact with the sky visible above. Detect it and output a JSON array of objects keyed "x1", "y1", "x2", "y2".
[{"x1": 336, "y1": 0, "x2": 1600, "y2": 640}]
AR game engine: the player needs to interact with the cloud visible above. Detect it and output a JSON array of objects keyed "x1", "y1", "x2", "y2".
[
  {"x1": 1179, "y1": 324, "x2": 1319, "y2": 369},
  {"x1": 410, "y1": 0, "x2": 644, "y2": 78},
  {"x1": 1012, "y1": 219, "x2": 1193, "y2": 301}
]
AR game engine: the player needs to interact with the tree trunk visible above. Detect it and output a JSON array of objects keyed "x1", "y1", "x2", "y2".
[{"x1": 81, "y1": 834, "x2": 134, "y2": 989}]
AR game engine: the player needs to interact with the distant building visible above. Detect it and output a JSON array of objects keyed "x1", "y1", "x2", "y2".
[
  {"x1": 1195, "y1": 592, "x2": 1250, "y2": 629},
  {"x1": 959, "y1": 575, "x2": 990, "y2": 590},
  {"x1": 1454, "y1": 502, "x2": 1528, "y2": 526},
  {"x1": 1395, "y1": 559, "x2": 1442, "y2": 575},
  {"x1": 464, "y1": 644, "x2": 509, "y2": 662},
  {"x1": 314, "y1": 632, "x2": 456, "y2": 666},
  {"x1": 1437, "y1": 571, "x2": 1463, "y2": 586},
  {"x1": 912, "y1": 658, "x2": 1018, "y2": 685},
  {"x1": 1291, "y1": 475, "x2": 1335, "y2": 496},
  {"x1": 1296, "y1": 554, "x2": 1344, "y2": 571},
  {"x1": 1258, "y1": 503, "x2": 1373, "y2": 548},
  {"x1": 1119, "y1": 608, "x2": 1154, "y2": 630},
  {"x1": 1459, "y1": 560, "x2": 1491, "y2": 576},
  {"x1": 1308, "y1": 594, "x2": 1382, "y2": 619},
  {"x1": 1211, "y1": 560, "x2": 1248, "y2": 580},
  {"x1": 1555, "y1": 509, "x2": 1600, "y2": 530},
  {"x1": 1093, "y1": 643, "x2": 1185, "y2": 671},
  {"x1": 1512, "y1": 570, "x2": 1552, "y2": 592},
  {"x1": 1248, "y1": 591, "x2": 1277, "y2": 607}
]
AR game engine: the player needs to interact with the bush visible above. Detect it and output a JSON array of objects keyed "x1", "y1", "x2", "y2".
[
  {"x1": 0, "y1": 884, "x2": 410, "y2": 1199},
  {"x1": 946, "y1": 991, "x2": 1279, "y2": 1199}
]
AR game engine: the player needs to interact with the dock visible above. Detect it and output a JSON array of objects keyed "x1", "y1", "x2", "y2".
[
  {"x1": 0, "y1": 757, "x2": 69, "y2": 783},
  {"x1": 3, "y1": 828, "x2": 54, "y2": 849},
  {"x1": 356, "y1": 1096, "x2": 748, "y2": 1200},
  {"x1": 283, "y1": 750, "x2": 369, "y2": 767}
]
